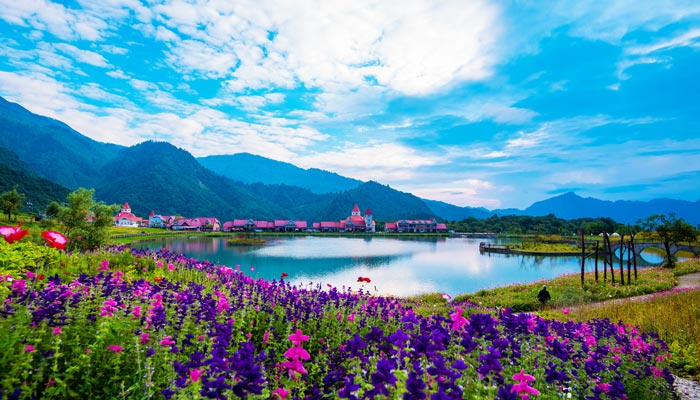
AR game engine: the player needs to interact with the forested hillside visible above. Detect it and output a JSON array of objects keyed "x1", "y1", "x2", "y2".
[{"x1": 0, "y1": 147, "x2": 70, "y2": 213}]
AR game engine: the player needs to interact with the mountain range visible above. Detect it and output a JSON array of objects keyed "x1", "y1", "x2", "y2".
[{"x1": 0, "y1": 96, "x2": 698, "y2": 225}]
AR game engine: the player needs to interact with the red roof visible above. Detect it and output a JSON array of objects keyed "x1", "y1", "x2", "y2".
[
  {"x1": 364, "y1": 208, "x2": 372, "y2": 215},
  {"x1": 385, "y1": 222, "x2": 397, "y2": 230},
  {"x1": 149, "y1": 210, "x2": 155, "y2": 217},
  {"x1": 122, "y1": 201, "x2": 130, "y2": 210},
  {"x1": 352, "y1": 204, "x2": 360, "y2": 213}
]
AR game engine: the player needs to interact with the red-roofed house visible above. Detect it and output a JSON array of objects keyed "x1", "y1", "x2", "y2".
[
  {"x1": 273, "y1": 220, "x2": 308, "y2": 232},
  {"x1": 222, "y1": 219, "x2": 276, "y2": 232},
  {"x1": 314, "y1": 204, "x2": 375, "y2": 233},
  {"x1": 171, "y1": 217, "x2": 221, "y2": 232},
  {"x1": 113, "y1": 202, "x2": 143, "y2": 228}
]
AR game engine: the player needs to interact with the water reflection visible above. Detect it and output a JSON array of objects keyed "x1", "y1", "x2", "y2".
[{"x1": 139, "y1": 236, "x2": 670, "y2": 297}]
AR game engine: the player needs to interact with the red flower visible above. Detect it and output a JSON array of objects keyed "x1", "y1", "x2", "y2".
[
  {"x1": 41, "y1": 231, "x2": 68, "y2": 250},
  {"x1": 0, "y1": 223, "x2": 29, "y2": 244},
  {"x1": 281, "y1": 272, "x2": 289, "y2": 279},
  {"x1": 357, "y1": 276, "x2": 371, "y2": 283}
]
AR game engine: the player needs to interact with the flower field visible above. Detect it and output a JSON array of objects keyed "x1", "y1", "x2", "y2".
[{"x1": 0, "y1": 239, "x2": 677, "y2": 399}]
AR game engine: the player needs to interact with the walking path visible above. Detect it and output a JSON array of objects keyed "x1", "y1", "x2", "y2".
[{"x1": 565, "y1": 272, "x2": 700, "y2": 312}]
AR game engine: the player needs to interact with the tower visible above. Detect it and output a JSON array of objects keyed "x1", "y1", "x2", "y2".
[{"x1": 364, "y1": 208, "x2": 374, "y2": 232}]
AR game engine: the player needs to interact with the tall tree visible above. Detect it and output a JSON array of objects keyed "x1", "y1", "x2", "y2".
[
  {"x1": 0, "y1": 186, "x2": 25, "y2": 222},
  {"x1": 640, "y1": 213, "x2": 697, "y2": 268},
  {"x1": 58, "y1": 188, "x2": 118, "y2": 251}
]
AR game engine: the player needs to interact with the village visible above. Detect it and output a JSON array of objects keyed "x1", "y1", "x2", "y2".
[{"x1": 113, "y1": 202, "x2": 448, "y2": 234}]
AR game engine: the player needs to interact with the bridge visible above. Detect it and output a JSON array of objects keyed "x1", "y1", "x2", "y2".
[{"x1": 608, "y1": 241, "x2": 700, "y2": 258}]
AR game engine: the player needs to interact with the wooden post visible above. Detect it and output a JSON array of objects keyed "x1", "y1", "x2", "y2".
[
  {"x1": 606, "y1": 233, "x2": 615, "y2": 284},
  {"x1": 627, "y1": 241, "x2": 631, "y2": 283},
  {"x1": 580, "y1": 229, "x2": 585, "y2": 287},
  {"x1": 594, "y1": 241, "x2": 599, "y2": 282},
  {"x1": 619, "y1": 238, "x2": 625, "y2": 285},
  {"x1": 631, "y1": 233, "x2": 638, "y2": 280}
]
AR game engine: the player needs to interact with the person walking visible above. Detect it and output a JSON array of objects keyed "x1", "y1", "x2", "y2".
[{"x1": 537, "y1": 285, "x2": 551, "y2": 310}]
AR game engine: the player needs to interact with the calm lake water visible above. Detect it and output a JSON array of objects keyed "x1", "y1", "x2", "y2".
[{"x1": 139, "y1": 236, "x2": 669, "y2": 297}]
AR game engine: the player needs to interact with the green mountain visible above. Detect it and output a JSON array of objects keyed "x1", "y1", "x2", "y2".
[
  {"x1": 198, "y1": 153, "x2": 362, "y2": 194},
  {"x1": 0, "y1": 97, "x2": 121, "y2": 189},
  {"x1": 0, "y1": 146, "x2": 70, "y2": 213},
  {"x1": 94, "y1": 141, "x2": 287, "y2": 219}
]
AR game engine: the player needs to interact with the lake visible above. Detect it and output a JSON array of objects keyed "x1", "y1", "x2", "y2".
[{"x1": 139, "y1": 236, "x2": 668, "y2": 297}]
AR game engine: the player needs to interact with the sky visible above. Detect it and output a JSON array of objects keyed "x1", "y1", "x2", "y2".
[{"x1": 1, "y1": 0, "x2": 699, "y2": 210}]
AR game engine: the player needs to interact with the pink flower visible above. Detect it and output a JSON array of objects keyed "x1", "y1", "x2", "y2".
[
  {"x1": 513, "y1": 369, "x2": 536, "y2": 382},
  {"x1": 107, "y1": 344, "x2": 123, "y2": 354},
  {"x1": 511, "y1": 381, "x2": 541, "y2": 397},
  {"x1": 263, "y1": 330, "x2": 271, "y2": 345},
  {"x1": 450, "y1": 306, "x2": 469, "y2": 331},
  {"x1": 25, "y1": 271, "x2": 36, "y2": 279},
  {"x1": 441, "y1": 293, "x2": 452, "y2": 301},
  {"x1": 562, "y1": 308, "x2": 571, "y2": 315},
  {"x1": 288, "y1": 329, "x2": 310, "y2": 346},
  {"x1": 284, "y1": 346, "x2": 310, "y2": 361},
  {"x1": 100, "y1": 297, "x2": 119, "y2": 317},
  {"x1": 24, "y1": 344, "x2": 35, "y2": 353},
  {"x1": 41, "y1": 231, "x2": 68, "y2": 249},
  {"x1": 0, "y1": 223, "x2": 29, "y2": 244},
  {"x1": 160, "y1": 335, "x2": 175, "y2": 346},
  {"x1": 140, "y1": 333, "x2": 150, "y2": 344},
  {"x1": 167, "y1": 263, "x2": 175, "y2": 272},
  {"x1": 190, "y1": 368, "x2": 203, "y2": 382},
  {"x1": 52, "y1": 327, "x2": 62, "y2": 336},
  {"x1": 273, "y1": 387, "x2": 290, "y2": 399},
  {"x1": 250, "y1": 266, "x2": 255, "y2": 271},
  {"x1": 98, "y1": 259, "x2": 110, "y2": 271},
  {"x1": 347, "y1": 313, "x2": 355, "y2": 322},
  {"x1": 596, "y1": 383, "x2": 612, "y2": 393}
]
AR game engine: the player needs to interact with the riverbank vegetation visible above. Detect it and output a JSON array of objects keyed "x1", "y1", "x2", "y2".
[{"x1": 455, "y1": 261, "x2": 700, "y2": 312}]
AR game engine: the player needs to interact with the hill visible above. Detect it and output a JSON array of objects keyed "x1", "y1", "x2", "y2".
[
  {"x1": 94, "y1": 141, "x2": 286, "y2": 219},
  {"x1": 0, "y1": 97, "x2": 121, "y2": 188},
  {"x1": 198, "y1": 153, "x2": 363, "y2": 194},
  {"x1": 520, "y1": 192, "x2": 700, "y2": 225},
  {"x1": 0, "y1": 146, "x2": 70, "y2": 213}
]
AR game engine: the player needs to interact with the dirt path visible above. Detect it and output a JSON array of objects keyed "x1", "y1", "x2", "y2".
[{"x1": 564, "y1": 272, "x2": 700, "y2": 312}]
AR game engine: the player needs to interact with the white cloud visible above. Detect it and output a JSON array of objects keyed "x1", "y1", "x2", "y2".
[
  {"x1": 297, "y1": 141, "x2": 441, "y2": 182},
  {"x1": 0, "y1": 0, "x2": 108, "y2": 41},
  {"x1": 53, "y1": 42, "x2": 110, "y2": 67}
]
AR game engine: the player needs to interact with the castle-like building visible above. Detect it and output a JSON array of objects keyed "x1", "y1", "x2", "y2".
[{"x1": 113, "y1": 202, "x2": 143, "y2": 228}]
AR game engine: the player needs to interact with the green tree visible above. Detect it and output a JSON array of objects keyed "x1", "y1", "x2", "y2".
[
  {"x1": 45, "y1": 201, "x2": 61, "y2": 218},
  {"x1": 640, "y1": 213, "x2": 698, "y2": 268},
  {"x1": 58, "y1": 188, "x2": 118, "y2": 251},
  {"x1": 0, "y1": 186, "x2": 25, "y2": 222}
]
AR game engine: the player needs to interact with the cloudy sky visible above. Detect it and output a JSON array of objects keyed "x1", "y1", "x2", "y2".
[{"x1": 1, "y1": 1, "x2": 699, "y2": 209}]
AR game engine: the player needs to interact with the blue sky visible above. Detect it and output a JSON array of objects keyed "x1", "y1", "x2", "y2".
[{"x1": 1, "y1": 1, "x2": 699, "y2": 209}]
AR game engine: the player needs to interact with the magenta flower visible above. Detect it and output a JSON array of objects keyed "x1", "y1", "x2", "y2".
[
  {"x1": 0, "y1": 223, "x2": 29, "y2": 244},
  {"x1": 190, "y1": 368, "x2": 203, "y2": 382},
  {"x1": 140, "y1": 333, "x2": 150, "y2": 344},
  {"x1": 450, "y1": 306, "x2": 469, "y2": 331},
  {"x1": 511, "y1": 381, "x2": 541, "y2": 398},
  {"x1": 273, "y1": 387, "x2": 290, "y2": 399},
  {"x1": 284, "y1": 346, "x2": 310, "y2": 360},
  {"x1": 288, "y1": 329, "x2": 310, "y2": 346},
  {"x1": 107, "y1": 344, "x2": 124, "y2": 354},
  {"x1": 24, "y1": 344, "x2": 35, "y2": 353},
  {"x1": 513, "y1": 369, "x2": 536, "y2": 382},
  {"x1": 100, "y1": 297, "x2": 119, "y2": 317},
  {"x1": 98, "y1": 259, "x2": 110, "y2": 271},
  {"x1": 160, "y1": 336, "x2": 175, "y2": 346},
  {"x1": 53, "y1": 327, "x2": 62, "y2": 336}
]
